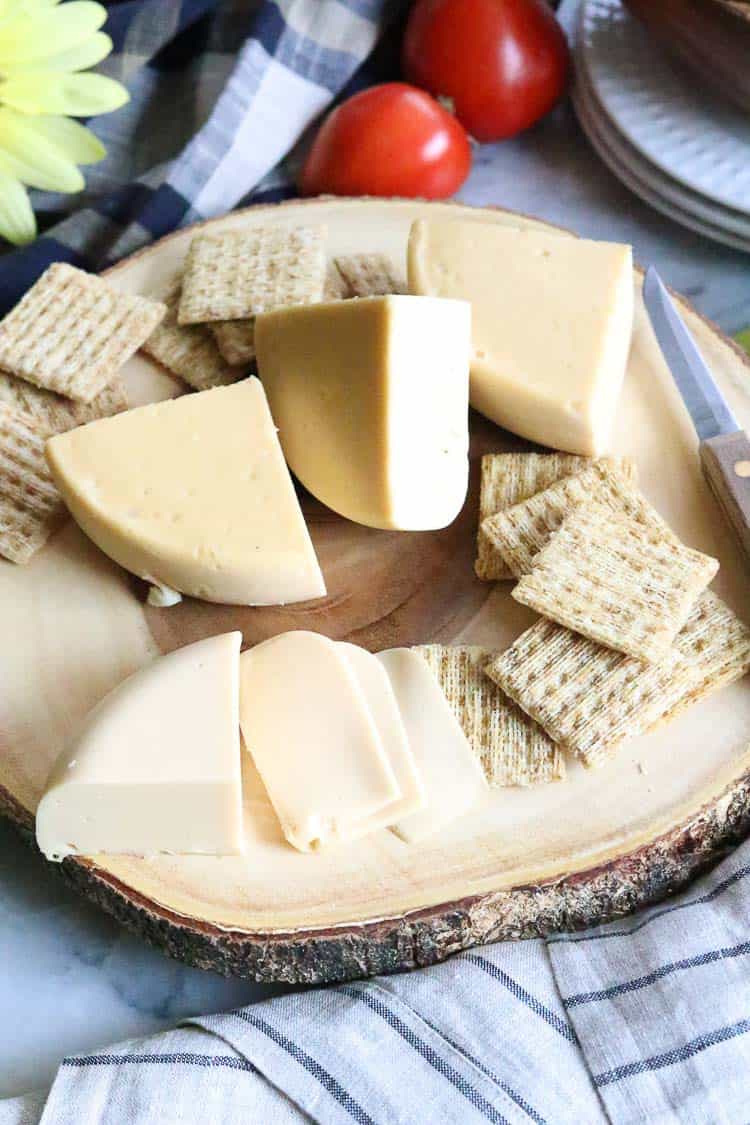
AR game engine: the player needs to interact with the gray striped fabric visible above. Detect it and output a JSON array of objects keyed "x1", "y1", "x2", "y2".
[{"x1": 5, "y1": 838, "x2": 750, "y2": 1123}]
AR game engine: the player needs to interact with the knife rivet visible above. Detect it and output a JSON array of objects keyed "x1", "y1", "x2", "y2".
[{"x1": 733, "y1": 460, "x2": 750, "y2": 479}]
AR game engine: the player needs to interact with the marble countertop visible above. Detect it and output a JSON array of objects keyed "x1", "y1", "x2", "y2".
[{"x1": 2, "y1": 100, "x2": 749, "y2": 1101}]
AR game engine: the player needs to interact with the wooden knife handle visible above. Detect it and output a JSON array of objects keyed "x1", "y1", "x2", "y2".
[{"x1": 700, "y1": 430, "x2": 750, "y2": 561}]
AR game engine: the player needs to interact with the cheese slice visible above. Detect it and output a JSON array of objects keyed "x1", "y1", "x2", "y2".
[
  {"x1": 36, "y1": 632, "x2": 243, "y2": 861},
  {"x1": 338, "y1": 643, "x2": 425, "y2": 824},
  {"x1": 408, "y1": 219, "x2": 634, "y2": 457},
  {"x1": 239, "y1": 631, "x2": 401, "y2": 852},
  {"x1": 45, "y1": 378, "x2": 325, "y2": 606},
  {"x1": 254, "y1": 295, "x2": 471, "y2": 530},
  {"x1": 377, "y1": 648, "x2": 487, "y2": 843}
]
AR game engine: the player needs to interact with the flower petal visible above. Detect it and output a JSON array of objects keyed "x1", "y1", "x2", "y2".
[
  {"x1": 0, "y1": 72, "x2": 129, "y2": 116},
  {"x1": 0, "y1": 172, "x2": 36, "y2": 246},
  {"x1": 0, "y1": 108, "x2": 84, "y2": 192},
  {"x1": 0, "y1": 2, "x2": 106, "y2": 67},
  {"x1": 21, "y1": 115, "x2": 105, "y2": 165},
  {"x1": 4, "y1": 31, "x2": 112, "y2": 73}
]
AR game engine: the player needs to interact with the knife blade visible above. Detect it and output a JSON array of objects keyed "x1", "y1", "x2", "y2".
[
  {"x1": 643, "y1": 265, "x2": 750, "y2": 563},
  {"x1": 643, "y1": 266, "x2": 739, "y2": 441}
]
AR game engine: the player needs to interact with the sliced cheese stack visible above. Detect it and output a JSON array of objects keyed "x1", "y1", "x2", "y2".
[
  {"x1": 239, "y1": 632, "x2": 405, "y2": 851},
  {"x1": 45, "y1": 378, "x2": 325, "y2": 606},
  {"x1": 254, "y1": 295, "x2": 471, "y2": 530},
  {"x1": 408, "y1": 218, "x2": 633, "y2": 457},
  {"x1": 36, "y1": 633, "x2": 244, "y2": 861},
  {"x1": 239, "y1": 631, "x2": 487, "y2": 852},
  {"x1": 35, "y1": 629, "x2": 489, "y2": 862}
]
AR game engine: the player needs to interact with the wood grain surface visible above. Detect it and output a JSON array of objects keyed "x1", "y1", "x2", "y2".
[
  {"x1": 700, "y1": 430, "x2": 750, "y2": 563},
  {"x1": 1, "y1": 198, "x2": 750, "y2": 983}
]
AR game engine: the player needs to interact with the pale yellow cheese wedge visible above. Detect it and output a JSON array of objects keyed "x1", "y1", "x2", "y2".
[
  {"x1": 254, "y1": 295, "x2": 471, "y2": 530},
  {"x1": 239, "y1": 632, "x2": 402, "y2": 852},
  {"x1": 408, "y1": 219, "x2": 633, "y2": 457},
  {"x1": 45, "y1": 378, "x2": 325, "y2": 606},
  {"x1": 338, "y1": 643, "x2": 425, "y2": 825},
  {"x1": 377, "y1": 648, "x2": 487, "y2": 843},
  {"x1": 36, "y1": 633, "x2": 243, "y2": 861}
]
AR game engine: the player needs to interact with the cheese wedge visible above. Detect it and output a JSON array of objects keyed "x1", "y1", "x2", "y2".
[
  {"x1": 239, "y1": 631, "x2": 401, "y2": 852},
  {"x1": 408, "y1": 219, "x2": 633, "y2": 457},
  {"x1": 377, "y1": 648, "x2": 487, "y2": 843},
  {"x1": 338, "y1": 643, "x2": 425, "y2": 824},
  {"x1": 254, "y1": 295, "x2": 471, "y2": 530},
  {"x1": 45, "y1": 378, "x2": 325, "y2": 606},
  {"x1": 36, "y1": 633, "x2": 243, "y2": 861}
]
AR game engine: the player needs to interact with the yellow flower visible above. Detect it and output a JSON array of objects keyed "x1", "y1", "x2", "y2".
[{"x1": 0, "y1": 1, "x2": 129, "y2": 245}]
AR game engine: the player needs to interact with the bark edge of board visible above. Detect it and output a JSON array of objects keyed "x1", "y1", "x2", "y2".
[{"x1": 2, "y1": 773, "x2": 749, "y2": 984}]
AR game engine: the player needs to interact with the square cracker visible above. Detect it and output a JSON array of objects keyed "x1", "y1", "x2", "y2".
[
  {"x1": 0, "y1": 263, "x2": 166, "y2": 404},
  {"x1": 211, "y1": 320, "x2": 256, "y2": 366},
  {"x1": 484, "y1": 592, "x2": 750, "y2": 767},
  {"x1": 0, "y1": 403, "x2": 66, "y2": 564},
  {"x1": 333, "y1": 254, "x2": 407, "y2": 297},
  {"x1": 211, "y1": 255, "x2": 349, "y2": 365},
  {"x1": 513, "y1": 502, "x2": 719, "y2": 663},
  {"x1": 482, "y1": 459, "x2": 664, "y2": 578},
  {"x1": 323, "y1": 262, "x2": 351, "y2": 300},
  {"x1": 0, "y1": 370, "x2": 127, "y2": 438},
  {"x1": 142, "y1": 282, "x2": 246, "y2": 390},
  {"x1": 416, "y1": 644, "x2": 564, "y2": 786},
  {"x1": 476, "y1": 453, "x2": 592, "y2": 581},
  {"x1": 178, "y1": 225, "x2": 327, "y2": 325}
]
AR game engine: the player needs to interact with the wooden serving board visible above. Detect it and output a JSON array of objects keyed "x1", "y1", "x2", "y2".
[{"x1": 2, "y1": 198, "x2": 750, "y2": 984}]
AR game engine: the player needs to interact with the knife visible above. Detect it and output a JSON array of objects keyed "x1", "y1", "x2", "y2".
[{"x1": 643, "y1": 266, "x2": 750, "y2": 562}]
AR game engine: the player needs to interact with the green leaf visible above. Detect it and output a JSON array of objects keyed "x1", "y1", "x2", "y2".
[
  {"x1": 0, "y1": 171, "x2": 36, "y2": 245},
  {"x1": 0, "y1": 72, "x2": 129, "y2": 116},
  {"x1": 0, "y1": 2, "x2": 106, "y2": 67},
  {"x1": 0, "y1": 108, "x2": 84, "y2": 192},
  {"x1": 21, "y1": 115, "x2": 106, "y2": 165},
  {"x1": 5, "y1": 31, "x2": 112, "y2": 73},
  {"x1": 736, "y1": 328, "x2": 750, "y2": 357}
]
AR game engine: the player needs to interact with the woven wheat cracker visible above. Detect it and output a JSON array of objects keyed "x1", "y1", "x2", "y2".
[
  {"x1": 0, "y1": 403, "x2": 66, "y2": 564},
  {"x1": 482, "y1": 459, "x2": 663, "y2": 577},
  {"x1": 476, "y1": 452, "x2": 592, "y2": 581},
  {"x1": 0, "y1": 371, "x2": 127, "y2": 437},
  {"x1": 334, "y1": 254, "x2": 407, "y2": 297},
  {"x1": 485, "y1": 592, "x2": 747, "y2": 766},
  {"x1": 0, "y1": 263, "x2": 165, "y2": 403},
  {"x1": 323, "y1": 262, "x2": 351, "y2": 300},
  {"x1": 142, "y1": 282, "x2": 246, "y2": 390},
  {"x1": 178, "y1": 225, "x2": 327, "y2": 325},
  {"x1": 513, "y1": 502, "x2": 719, "y2": 662},
  {"x1": 416, "y1": 644, "x2": 564, "y2": 786},
  {"x1": 656, "y1": 592, "x2": 750, "y2": 725},
  {"x1": 211, "y1": 321, "x2": 256, "y2": 365}
]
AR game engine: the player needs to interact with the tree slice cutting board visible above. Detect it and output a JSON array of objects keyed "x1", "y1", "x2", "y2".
[{"x1": 2, "y1": 198, "x2": 750, "y2": 985}]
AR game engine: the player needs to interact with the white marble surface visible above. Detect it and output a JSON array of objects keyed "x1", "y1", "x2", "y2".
[{"x1": 2, "y1": 99, "x2": 749, "y2": 1101}]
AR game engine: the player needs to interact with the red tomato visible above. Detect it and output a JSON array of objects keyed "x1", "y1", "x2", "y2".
[
  {"x1": 402, "y1": 0, "x2": 570, "y2": 142},
  {"x1": 298, "y1": 82, "x2": 471, "y2": 199}
]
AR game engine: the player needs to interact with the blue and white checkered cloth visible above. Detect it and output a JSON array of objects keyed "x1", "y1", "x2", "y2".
[
  {"x1": 1, "y1": 2, "x2": 749, "y2": 1121},
  {"x1": 0, "y1": 0, "x2": 401, "y2": 313}
]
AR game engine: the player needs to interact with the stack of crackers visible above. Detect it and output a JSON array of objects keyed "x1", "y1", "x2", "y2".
[
  {"x1": 0, "y1": 224, "x2": 406, "y2": 568},
  {"x1": 0, "y1": 263, "x2": 166, "y2": 564},
  {"x1": 148, "y1": 224, "x2": 407, "y2": 374},
  {"x1": 463, "y1": 452, "x2": 750, "y2": 774}
]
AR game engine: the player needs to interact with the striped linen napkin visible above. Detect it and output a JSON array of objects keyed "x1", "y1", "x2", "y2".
[{"x1": 3, "y1": 838, "x2": 750, "y2": 1123}]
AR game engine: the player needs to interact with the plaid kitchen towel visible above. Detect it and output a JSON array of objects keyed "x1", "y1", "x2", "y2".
[
  {"x1": 4, "y1": 835, "x2": 750, "y2": 1124},
  {"x1": 0, "y1": 0, "x2": 402, "y2": 313}
]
